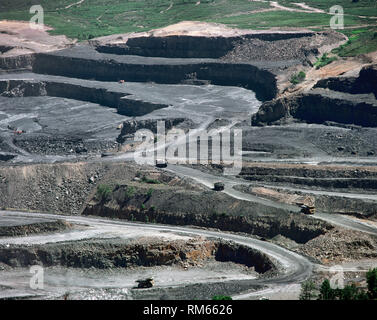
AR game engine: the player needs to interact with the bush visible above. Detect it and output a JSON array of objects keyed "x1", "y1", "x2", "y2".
[
  {"x1": 318, "y1": 279, "x2": 369, "y2": 300},
  {"x1": 125, "y1": 186, "x2": 135, "y2": 199},
  {"x1": 96, "y1": 184, "x2": 112, "y2": 201},
  {"x1": 314, "y1": 53, "x2": 338, "y2": 69},
  {"x1": 290, "y1": 71, "x2": 306, "y2": 85},
  {"x1": 147, "y1": 188, "x2": 154, "y2": 198},
  {"x1": 141, "y1": 176, "x2": 161, "y2": 184}
]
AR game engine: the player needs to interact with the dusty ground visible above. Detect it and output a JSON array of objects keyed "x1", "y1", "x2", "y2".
[
  {"x1": 0, "y1": 21, "x2": 74, "y2": 57},
  {"x1": 92, "y1": 20, "x2": 315, "y2": 44}
]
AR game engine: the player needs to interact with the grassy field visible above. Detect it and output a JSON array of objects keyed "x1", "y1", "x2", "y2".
[{"x1": 0, "y1": 0, "x2": 376, "y2": 55}]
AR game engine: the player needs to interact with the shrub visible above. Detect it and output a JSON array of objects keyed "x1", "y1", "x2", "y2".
[
  {"x1": 290, "y1": 71, "x2": 306, "y2": 85},
  {"x1": 147, "y1": 188, "x2": 154, "y2": 198},
  {"x1": 125, "y1": 186, "x2": 135, "y2": 199},
  {"x1": 314, "y1": 53, "x2": 338, "y2": 69},
  {"x1": 96, "y1": 184, "x2": 112, "y2": 201},
  {"x1": 141, "y1": 176, "x2": 161, "y2": 184}
]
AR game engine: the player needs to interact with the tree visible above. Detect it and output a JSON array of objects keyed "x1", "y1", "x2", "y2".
[
  {"x1": 318, "y1": 279, "x2": 335, "y2": 300},
  {"x1": 341, "y1": 284, "x2": 359, "y2": 300},
  {"x1": 299, "y1": 280, "x2": 317, "y2": 300},
  {"x1": 367, "y1": 268, "x2": 377, "y2": 299}
]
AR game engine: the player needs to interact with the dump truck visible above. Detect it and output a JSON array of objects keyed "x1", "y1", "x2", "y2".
[
  {"x1": 300, "y1": 205, "x2": 316, "y2": 215},
  {"x1": 136, "y1": 278, "x2": 155, "y2": 289},
  {"x1": 155, "y1": 160, "x2": 168, "y2": 168},
  {"x1": 214, "y1": 182, "x2": 225, "y2": 191}
]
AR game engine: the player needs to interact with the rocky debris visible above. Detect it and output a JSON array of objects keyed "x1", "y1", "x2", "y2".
[
  {"x1": 240, "y1": 163, "x2": 377, "y2": 179},
  {"x1": 117, "y1": 118, "x2": 190, "y2": 143},
  {"x1": 13, "y1": 134, "x2": 117, "y2": 156},
  {"x1": 295, "y1": 228, "x2": 377, "y2": 264},
  {"x1": 222, "y1": 31, "x2": 345, "y2": 64},
  {"x1": 0, "y1": 162, "x2": 112, "y2": 215},
  {"x1": 252, "y1": 88, "x2": 377, "y2": 127},
  {"x1": 0, "y1": 235, "x2": 276, "y2": 277},
  {"x1": 0, "y1": 220, "x2": 71, "y2": 237},
  {"x1": 0, "y1": 237, "x2": 218, "y2": 269},
  {"x1": 238, "y1": 162, "x2": 377, "y2": 190},
  {"x1": 92, "y1": 21, "x2": 343, "y2": 61},
  {"x1": 235, "y1": 185, "x2": 377, "y2": 218},
  {"x1": 0, "y1": 162, "x2": 204, "y2": 216}
]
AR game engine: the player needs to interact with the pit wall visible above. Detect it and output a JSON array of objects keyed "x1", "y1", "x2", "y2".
[
  {"x1": 95, "y1": 33, "x2": 315, "y2": 58},
  {"x1": 0, "y1": 54, "x2": 34, "y2": 73},
  {"x1": 83, "y1": 184, "x2": 332, "y2": 244},
  {"x1": 83, "y1": 204, "x2": 329, "y2": 244},
  {"x1": 32, "y1": 53, "x2": 278, "y2": 101},
  {"x1": 0, "y1": 79, "x2": 168, "y2": 116},
  {"x1": 0, "y1": 239, "x2": 276, "y2": 273},
  {"x1": 252, "y1": 89, "x2": 377, "y2": 127},
  {"x1": 239, "y1": 165, "x2": 377, "y2": 191}
]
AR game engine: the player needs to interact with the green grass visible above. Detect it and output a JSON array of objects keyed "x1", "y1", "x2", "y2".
[
  {"x1": 96, "y1": 184, "x2": 112, "y2": 201},
  {"x1": 141, "y1": 176, "x2": 160, "y2": 184},
  {"x1": 0, "y1": 0, "x2": 376, "y2": 55},
  {"x1": 333, "y1": 27, "x2": 377, "y2": 57},
  {"x1": 314, "y1": 53, "x2": 338, "y2": 69}
]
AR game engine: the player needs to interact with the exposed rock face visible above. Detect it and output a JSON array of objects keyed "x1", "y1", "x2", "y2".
[
  {"x1": 32, "y1": 45, "x2": 278, "y2": 101},
  {"x1": 0, "y1": 54, "x2": 35, "y2": 72},
  {"x1": 315, "y1": 64, "x2": 377, "y2": 98},
  {"x1": 0, "y1": 238, "x2": 217, "y2": 269},
  {"x1": 252, "y1": 63, "x2": 377, "y2": 127},
  {"x1": 117, "y1": 118, "x2": 189, "y2": 143},
  {"x1": 0, "y1": 79, "x2": 169, "y2": 116},
  {"x1": 118, "y1": 97, "x2": 169, "y2": 116},
  {"x1": 94, "y1": 32, "x2": 318, "y2": 59},
  {"x1": 83, "y1": 184, "x2": 332, "y2": 244},
  {"x1": 252, "y1": 89, "x2": 377, "y2": 127},
  {"x1": 0, "y1": 220, "x2": 70, "y2": 237},
  {"x1": 0, "y1": 237, "x2": 276, "y2": 273},
  {"x1": 216, "y1": 241, "x2": 275, "y2": 273}
]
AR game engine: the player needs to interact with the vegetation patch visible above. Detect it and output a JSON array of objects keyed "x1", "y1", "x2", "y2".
[
  {"x1": 314, "y1": 53, "x2": 338, "y2": 69},
  {"x1": 290, "y1": 71, "x2": 306, "y2": 85},
  {"x1": 333, "y1": 27, "x2": 377, "y2": 57},
  {"x1": 96, "y1": 184, "x2": 112, "y2": 201}
]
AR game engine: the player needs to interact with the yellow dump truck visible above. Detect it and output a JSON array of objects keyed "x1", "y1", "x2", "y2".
[{"x1": 300, "y1": 205, "x2": 316, "y2": 215}]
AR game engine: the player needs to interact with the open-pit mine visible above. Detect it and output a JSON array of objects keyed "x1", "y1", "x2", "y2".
[{"x1": 1, "y1": 16, "x2": 377, "y2": 301}]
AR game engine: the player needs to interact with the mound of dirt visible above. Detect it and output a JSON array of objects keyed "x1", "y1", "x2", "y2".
[
  {"x1": 296, "y1": 228, "x2": 377, "y2": 264},
  {"x1": 0, "y1": 20, "x2": 74, "y2": 58}
]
